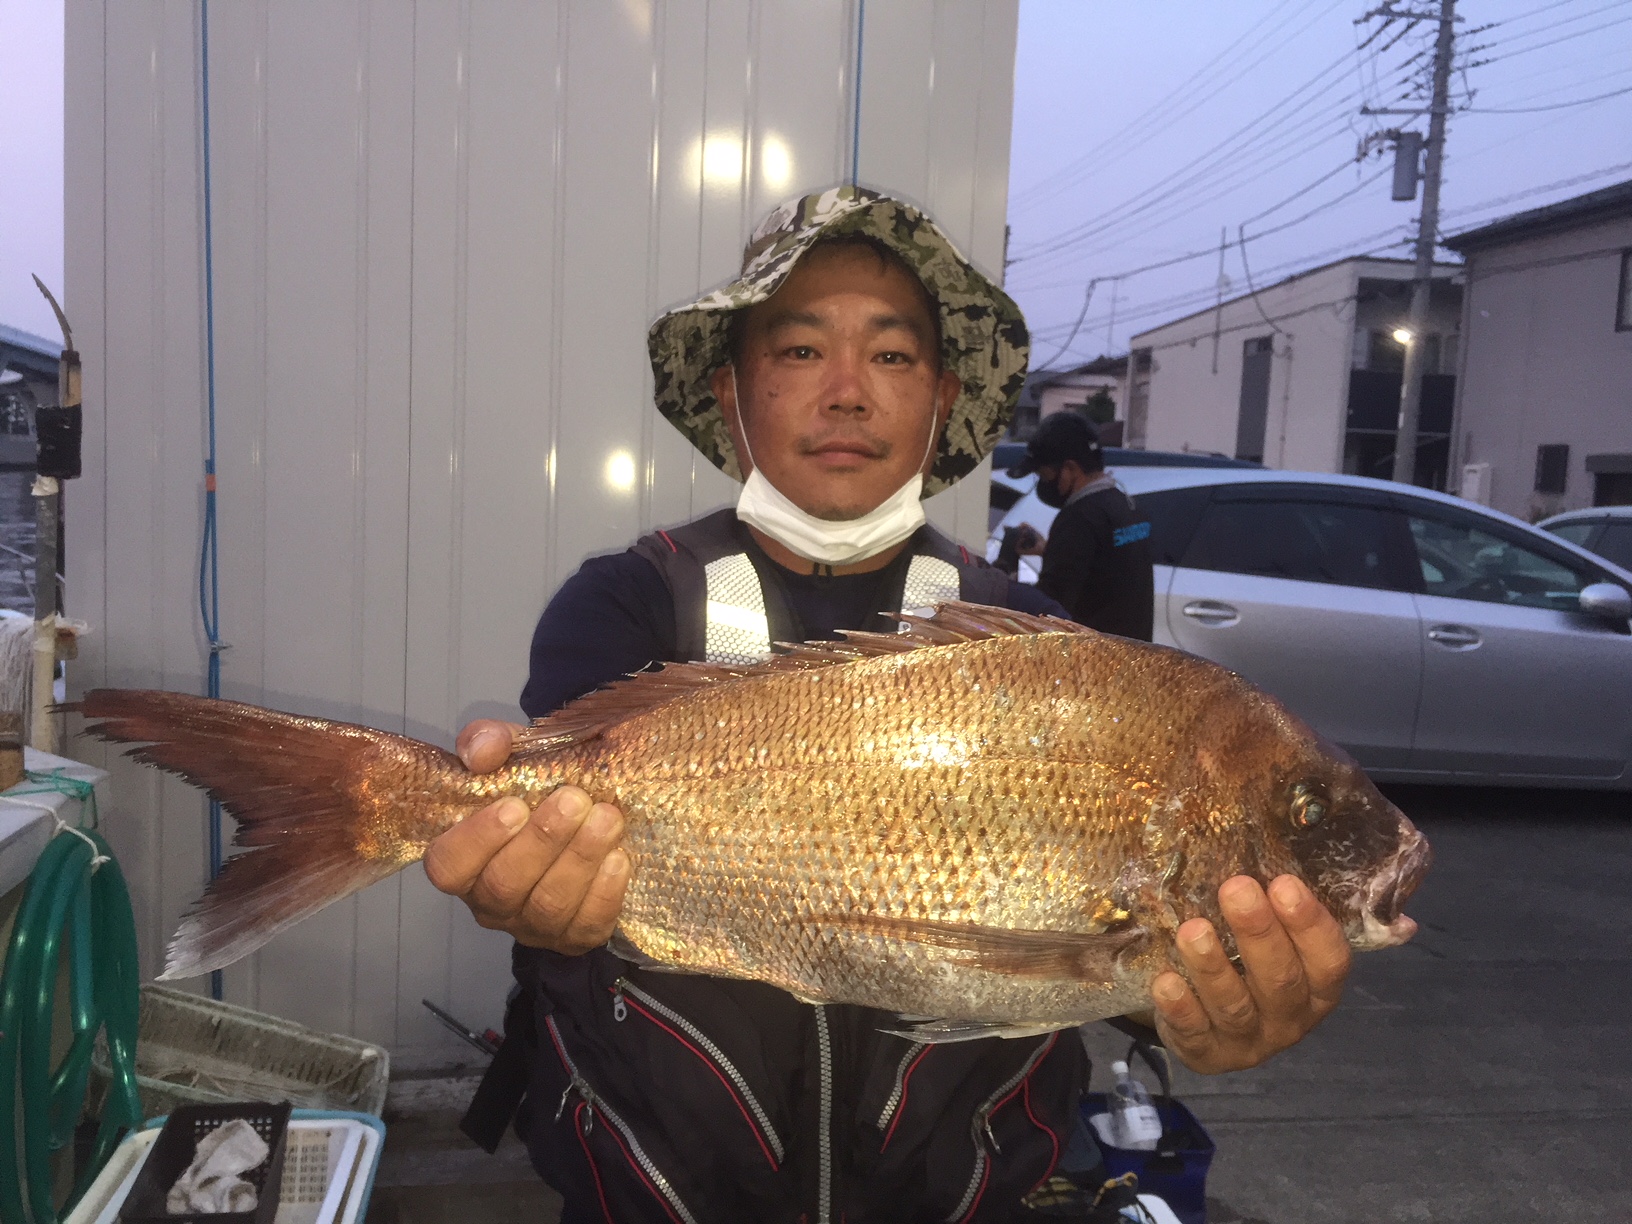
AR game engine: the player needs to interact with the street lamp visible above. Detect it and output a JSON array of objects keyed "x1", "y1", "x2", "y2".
[{"x1": 1391, "y1": 327, "x2": 1413, "y2": 345}]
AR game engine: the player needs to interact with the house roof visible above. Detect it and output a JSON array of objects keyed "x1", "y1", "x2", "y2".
[
  {"x1": 1443, "y1": 178, "x2": 1632, "y2": 253},
  {"x1": 0, "y1": 324, "x2": 63, "y2": 383},
  {"x1": 1029, "y1": 354, "x2": 1127, "y2": 386}
]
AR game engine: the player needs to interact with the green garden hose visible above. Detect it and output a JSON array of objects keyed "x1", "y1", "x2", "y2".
[{"x1": 0, "y1": 792, "x2": 143, "y2": 1223}]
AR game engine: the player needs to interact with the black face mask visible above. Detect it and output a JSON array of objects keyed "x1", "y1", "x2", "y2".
[{"x1": 1034, "y1": 470, "x2": 1069, "y2": 509}]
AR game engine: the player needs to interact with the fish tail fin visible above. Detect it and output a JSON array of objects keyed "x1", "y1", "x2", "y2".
[{"x1": 74, "y1": 688, "x2": 458, "y2": 980}]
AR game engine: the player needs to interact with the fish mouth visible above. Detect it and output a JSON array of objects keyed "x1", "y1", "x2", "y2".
[{"x1": 1356, "y1": 827, "x2": 1432, "y2": 950}]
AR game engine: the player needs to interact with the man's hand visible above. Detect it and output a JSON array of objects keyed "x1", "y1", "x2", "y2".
[
  {"x1": 1014, "y1": 523, "x2": 1047, "y2": 556},
  {"x1": 1149, "y1": 874, "x2": 1351, "y2": 1074},
  {"x1": 423, "y1": 719, "x2": 630, "y2": 955}
]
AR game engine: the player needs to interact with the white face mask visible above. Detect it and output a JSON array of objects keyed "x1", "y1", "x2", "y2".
[{"x1": 730, "y1": 369, "x2": 934, "y2": 568}]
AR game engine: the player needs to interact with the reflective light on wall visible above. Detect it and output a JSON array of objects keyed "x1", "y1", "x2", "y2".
[
  {"x1": 697, "y1": 133, "x2": 744, "y2": 186},
  {"x1": 688, "y1": 132, "x2": 795, "y2": 191},
  {"x1": 760, "y1": 136, "x2": 793, "y2": 191},
  {"x1": 604, "y1": 449, "x2": 637, "y2": 494}
]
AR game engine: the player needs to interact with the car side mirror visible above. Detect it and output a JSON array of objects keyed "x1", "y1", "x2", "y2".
[{"x1": 1578, "y1": 582, "x2": 1632, "y2": 622}]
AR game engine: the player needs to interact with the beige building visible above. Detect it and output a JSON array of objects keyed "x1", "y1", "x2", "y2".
[
  {"x1": 1011, "y1": 355, "x2": 1126, "y2": 442},
  {"x1": 1444, "y1": 179, "x2": 1632, "y2": 519},
  {"x1": 1127, "y1": 257, "x2": 1462, "y2": 485}
]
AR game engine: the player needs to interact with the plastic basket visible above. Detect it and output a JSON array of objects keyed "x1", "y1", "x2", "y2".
[
  {"x1": 116, "y1": 1101, "x2": 291, "y2": 1224},
  {"x1": 67, "y1": 1113, "x2": 384, "y2": 1224},
  {"x1": 90, "y1": 986, "x2": 389, "y2": 1119}
]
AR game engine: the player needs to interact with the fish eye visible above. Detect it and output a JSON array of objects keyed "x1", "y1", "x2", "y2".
[{"x1": 1290, "y1": 783, "x2": 1328, "y2": 830}]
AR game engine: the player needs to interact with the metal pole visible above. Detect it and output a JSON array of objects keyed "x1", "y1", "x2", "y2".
[
  {"x1": 1211, "y1": 227, "x2": 1228, "y2": 375},
  {"x1": 29, "y1": 479, "x2": 59, "y2": 754},
  {"x1": 28, "y1": 277, "x2": 78, "y2": 756},
  {"x1": 1390, "y1": 0, "x2": 1456, "y2": 485}
]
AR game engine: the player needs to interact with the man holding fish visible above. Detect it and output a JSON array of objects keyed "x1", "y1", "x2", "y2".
[{"x1": 423, "y1": 187, "x2": 1371, "y2": 1222}]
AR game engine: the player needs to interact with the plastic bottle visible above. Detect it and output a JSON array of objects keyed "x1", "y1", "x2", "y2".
[{"x1": 1107, "y1": 1059, "x2": 1162, "y2": 1150}]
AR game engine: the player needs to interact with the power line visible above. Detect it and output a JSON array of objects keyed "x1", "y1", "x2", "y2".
[
  {"x1": 1488, "y1": 0, "x2": 1621, "y2": 31},
  {"x1": 1031, "y1": 280, "x2": 1099, "y2": 371},
  {"x1": 1438, "y1": 158, "x2": 1632, "y2": 222},
  {"x1": 1463, "y1": 81, "x2": 1632, "y2": 112},
  {"x1": 1484, "y1": 0, "x2": 1632, "y2": 41},
  {"x1": 1024, "y1": 153, "x2": 1632, "y2": 345},
  {"x1": 1024, "y1": 154, "x2": 1632, "y2": 358},
  {"x1": 1014, "y1": 0, "x2": 1632, "y2": 362},
  {"x1": 1009, "y1": 144, "x2": 1389, "y2": 293},
  {"x1": 1478, "y1": 10, "x2": 1632, "y2": 64},
  {"x1": 1009, "y1": 0, "x2": 1343, "y2": 214},
  {"x1": 1241, "y1": 158, "x2": 1368, "y2": 227},
  {"x1": 1467, "y1": 52, "x2": 1632, "y2": 99},
  {"x1": 1011, "y1": 100, "x2": 1371, "y2": 268},
  {"x1": 1028, "y1": 225, "x2": 1417, "y2": 345},
  {"x1": 1010, "y1": 41, "x2": 1381, "y2": 262},
  {"x1": 1010, "y1": 32, "x2": 1436, "y2": 271},
  {"x1": 1015, "y1": 159, "x2": 1391, "y2": 299}
]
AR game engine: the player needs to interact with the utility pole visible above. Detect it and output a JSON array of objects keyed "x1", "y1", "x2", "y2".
[
  {"x1": 1389, "y1": 0, "x2": 1456, "y2": 485},
  {"x1": 1210, "y1": 227, "x2": 1228, "y2": 375}
]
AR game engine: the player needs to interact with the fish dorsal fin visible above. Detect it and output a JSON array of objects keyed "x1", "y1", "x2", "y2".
[{"x1": 513, "y1": 600, "x2": 1091, "y2": 754}]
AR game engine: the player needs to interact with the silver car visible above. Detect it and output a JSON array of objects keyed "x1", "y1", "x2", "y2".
[
  {"x1": 1539, "y1": 506, "x2": 1632, "y2": 573},
  {"x1": 990, "y1": 469, "x2": 1632, "y2": 788}
]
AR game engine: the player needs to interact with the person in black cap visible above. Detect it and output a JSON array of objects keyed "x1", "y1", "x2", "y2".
[{"x1": 1008, "y1": 411, "x2": 1155, "y2": 639}]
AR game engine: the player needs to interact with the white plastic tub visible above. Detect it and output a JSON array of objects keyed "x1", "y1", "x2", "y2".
[{"x1": 66, "y1": 1113, "x2": 384, "y2": 1224}]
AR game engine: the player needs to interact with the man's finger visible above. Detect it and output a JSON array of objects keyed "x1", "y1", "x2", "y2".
[
  {"x1": 556, "y1": 848, "x2": 632, "y2": 954},
  {"x1": 1149, "y1": 971, "x2": 1211, "y2": 1042},
  {"x1": 1221, "y1": 876, "x2": 1308, "y2": 1015},
  {"x1": 456, "y1": 719, "x2": 523, "y2": 773},
  {"x1": 1268, "y1": 874, "x2": 1352, "y2": 1012},
  {"x1": 508, "y1": 802, "x2": 625, "y2": 938},
  {"x1": 423, "y1": 796, "x2": 531, "y2": 897},
  {"x1": 1174, "y1": 916, "x2": 1260, "y2": 1036},
  {"x1": 466, "y1": 787, "x2": 596, "y2": 921}
]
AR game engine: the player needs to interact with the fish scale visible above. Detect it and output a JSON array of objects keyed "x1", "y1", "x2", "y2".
[{"x1": 73, "y1": 602, "x2": 1429, "y2": 1038}]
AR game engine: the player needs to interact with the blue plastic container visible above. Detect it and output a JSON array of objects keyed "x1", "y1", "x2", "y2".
[
  {"x1": 1082, "y1": 1092, "x2": 1214, "y2": 1223},
  {"x1": 1082, "y1": 1042, "x2": 1215, "y2": 1224}
]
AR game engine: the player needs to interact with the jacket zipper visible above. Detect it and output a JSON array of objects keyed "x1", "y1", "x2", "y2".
[
  {"x1": 944, "y1": 1034, "x2": 1058, "y2": 1224},
  {"x1": 876, "y1": 1040, "x2": 928, "y2": 1135},
  {"x1": 612, "y1": 977, "x2": 786, "y2": 1165},
  {"x1": 544, "y1": 1015, "x2": 699, "y2": 1224},
  {"x1": 815, "y1": 1004, "x2": 834, "y2": 1224}
]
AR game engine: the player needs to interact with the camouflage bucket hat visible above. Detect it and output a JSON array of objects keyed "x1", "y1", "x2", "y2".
[{"x1": 647, "y1": 184, "x2": 1029, "y2": 497}]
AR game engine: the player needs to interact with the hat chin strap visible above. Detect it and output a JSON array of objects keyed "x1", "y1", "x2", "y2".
[{"x1": 731, "y1": 368, "x2": 934, "y2": 568}]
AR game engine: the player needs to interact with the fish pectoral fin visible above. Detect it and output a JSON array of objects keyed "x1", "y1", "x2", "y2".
[
  {"x1": 607, "y1": 931, "x2": 692, "y2": 973},
  {"x1": 807, "y1": 914, "x2": 1147, "y2": 979},
  {"x1": 883, "y1": 1018, "x2": 1076, "y2": 1044}
]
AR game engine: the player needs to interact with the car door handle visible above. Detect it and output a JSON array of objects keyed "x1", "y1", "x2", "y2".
[
  {"x1": 1181, "y1": 600, "x2": 1240, "y2": 626},
  {"x1": 1427, "y1": 624, "x2": 1482, "y2": 649}
]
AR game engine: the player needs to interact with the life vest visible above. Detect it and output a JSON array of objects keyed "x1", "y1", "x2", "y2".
[{"x1": 629, "y1": 507, "x2": 1009, "y2": 665}]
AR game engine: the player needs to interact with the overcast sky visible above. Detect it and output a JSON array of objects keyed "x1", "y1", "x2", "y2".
[
  {"x1": 1007, "y1": 0, "x2": 1632, "y2": 369},
  {"x1": 5, "y1": 2, "x2": 1631, "y2": 353},
  {"x1": 0, "y1": 0, "x2": 63, "y2": 341}
]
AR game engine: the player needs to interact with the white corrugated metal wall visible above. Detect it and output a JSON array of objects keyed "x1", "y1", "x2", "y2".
[{"x1": 64, "y1": 0, "x2": 1019, "y2": 1058}]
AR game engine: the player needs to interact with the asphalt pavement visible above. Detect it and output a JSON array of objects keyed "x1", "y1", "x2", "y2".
[
  {"x1": 1115, "y1": 783, "x2": 1632, "y2": 1224},
  {"x1": 371, "y1": 784, "x2": 1632, "y2": 1224}
]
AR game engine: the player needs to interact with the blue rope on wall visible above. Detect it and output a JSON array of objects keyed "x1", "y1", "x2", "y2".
[
  {"x1": 851, "y1": 0, "x2": 866, "y2": 185},
  {"x1": 198, "y1": 0, "x2": 225, "y2": 1002}
]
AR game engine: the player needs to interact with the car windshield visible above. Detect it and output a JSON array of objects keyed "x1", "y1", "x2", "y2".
[{"x1": 1545, "y1": 521, "x2": 1597, "y2": 548}]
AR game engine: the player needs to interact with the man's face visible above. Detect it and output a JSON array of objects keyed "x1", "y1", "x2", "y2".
[
  {"x1": 711, "y1": 244, "x2": 961, "y2": 521},
  {"x1": 1033, "y1": 463, "x2": 1070, "y2": 510}
]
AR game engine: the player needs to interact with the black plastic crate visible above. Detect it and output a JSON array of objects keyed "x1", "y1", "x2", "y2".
[{"x1": 118, "y1": 1101, "x2": 292, "y2": 1224}]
